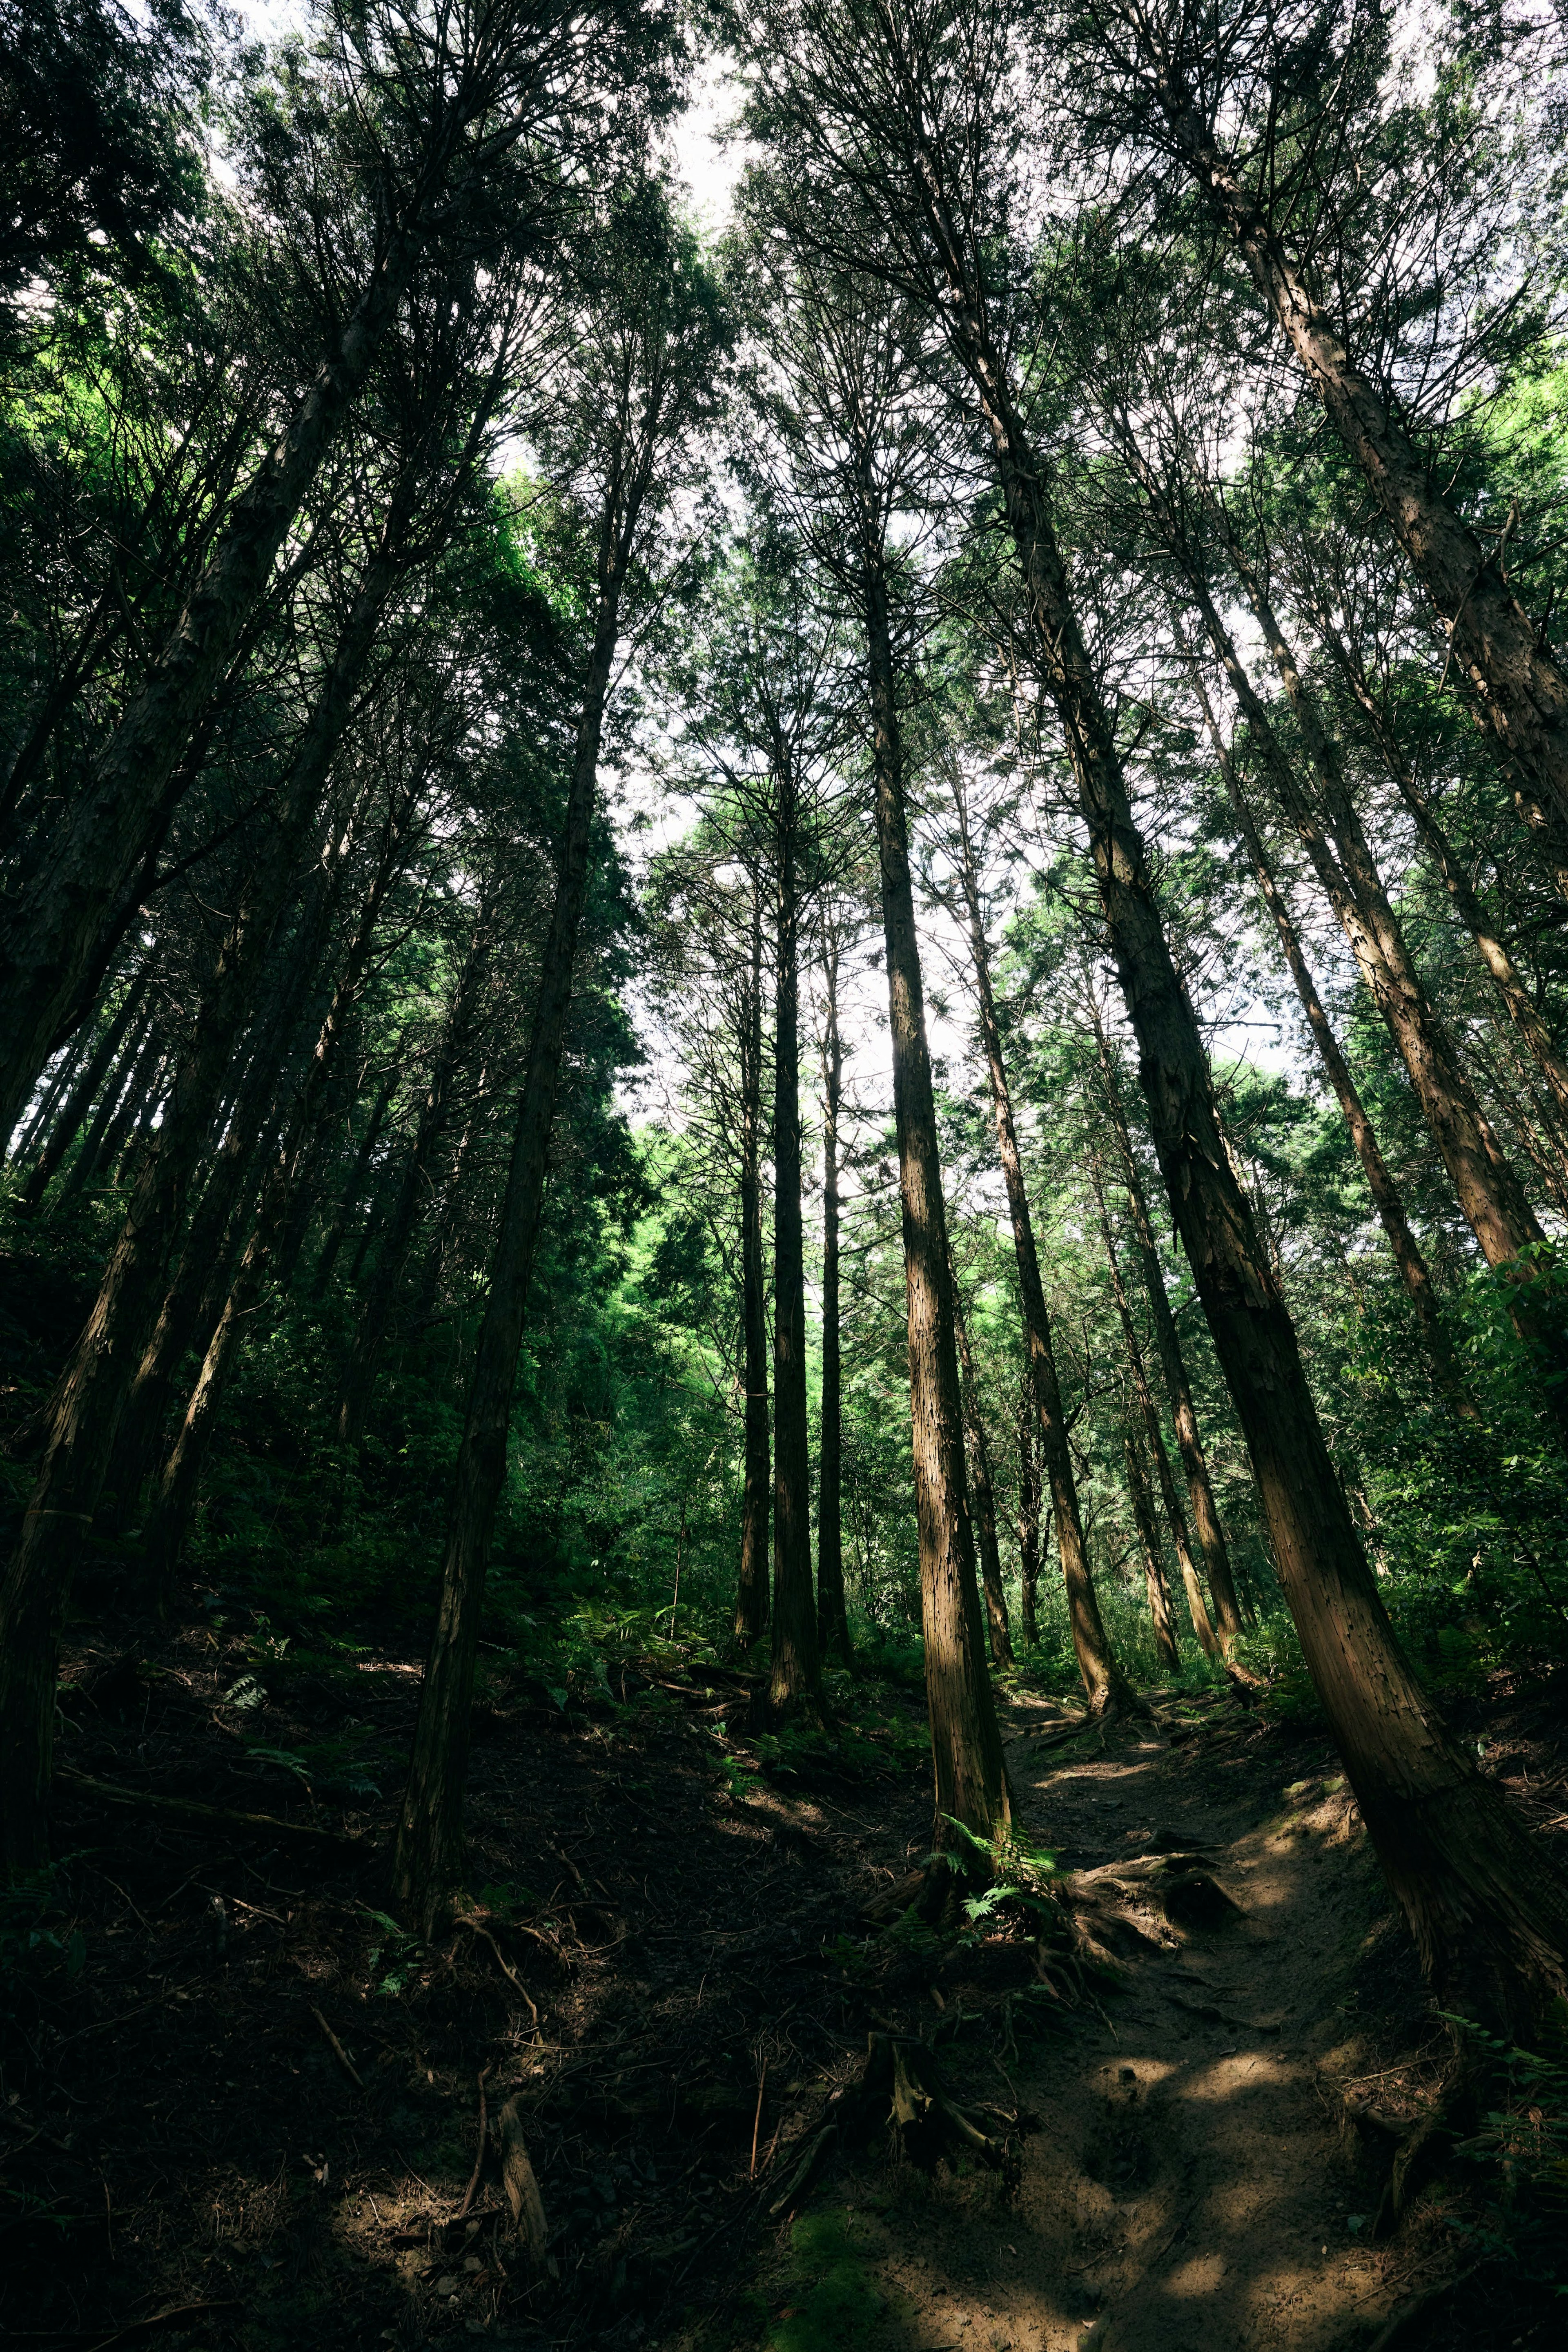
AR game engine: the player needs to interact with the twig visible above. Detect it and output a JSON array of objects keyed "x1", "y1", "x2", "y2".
[
  {"x1": 749, "y1": 2060, "x2": 768, "y2": 2177},
  {"x1": 58, "y1": 1768, "x2": 360, "y2": 1848},
  {"x1": 456, "y1": 2069, "x2": 490, "y2": 2221},
  {"x1": 309, "y1": 2004, "x2": 364, "y2": 2090},
  {"x1": 79, "y1": 2302, "x2": 233, "y2": 2352},
  {"x1": 462, "y1": 1919, "x2": 539, "y2": 2024}
]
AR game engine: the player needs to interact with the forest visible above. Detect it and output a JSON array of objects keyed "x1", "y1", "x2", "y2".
[{"x1": 2, "y1": 0, "x2": 1567, "y2": 2346}]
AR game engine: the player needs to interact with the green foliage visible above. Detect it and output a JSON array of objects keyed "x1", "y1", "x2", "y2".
[
  {"x1": 1445, "y1": 2018, "x2": 1568, "y2": 2286},
  {"x1": 764, "y1": 2212, "x2": 887, "y2": 2352}
]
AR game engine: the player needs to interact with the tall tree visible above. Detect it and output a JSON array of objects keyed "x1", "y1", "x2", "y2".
[
  {"x1": 392, "y1": 192, "x2": 730, "y2": 1929},
  {"x1": 731, "y1": 0, "x2": 1568, "y2": 2033}
]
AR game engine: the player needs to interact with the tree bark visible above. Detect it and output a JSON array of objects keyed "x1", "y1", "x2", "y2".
[
  {"x1": 1086, "y1": 994, "x2": 1252, "y2": 1637},
  {"x1": 1147, "y1": 55, "x2": 1568, "y2": 837},
  {"x1": 1124, "y1": 1427, "x2": 1182, "y2": 1677},
  {"x1": 816, "y1": 926, "x2": 852, "y2": 1667},
  {"x1": 768, "y1": 769, "x2": 820, "y2": 1714},
  {"x1": 949, "y1": 778, "x2": 1132, "y2": 1712},
  {"x1": 861, "y1": 533, "x2": 1011, "y2": 1854},
  {"x1": 734, "y1": 880, "x2": 770, "y2": 1648}
]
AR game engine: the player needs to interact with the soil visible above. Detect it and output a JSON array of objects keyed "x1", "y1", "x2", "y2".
[{"x1": 2, "y1": 1615, "x2": 1565, "y2": 2352}]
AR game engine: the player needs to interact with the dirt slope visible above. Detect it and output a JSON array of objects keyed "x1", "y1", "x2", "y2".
[{"x1": 803, "y1": 1707, "x2": 1424, "y2": 2352}]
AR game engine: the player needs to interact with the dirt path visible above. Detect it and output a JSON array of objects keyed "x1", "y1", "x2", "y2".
[{"x1": 780, "y1": 1704, "x2": 1440, "y2": 2352}]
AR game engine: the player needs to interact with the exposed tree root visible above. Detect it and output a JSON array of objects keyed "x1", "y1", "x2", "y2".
[
  {"x1": 1359, "y1": 2258, "x2": 1486, "y2": 2349},
  {"x1": 766, "y1": 2031, "x2": 1034, "y2": 2216}
]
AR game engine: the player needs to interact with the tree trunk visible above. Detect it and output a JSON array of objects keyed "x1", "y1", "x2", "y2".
[
  {"x1": 391, "y1": 557, "x2": 628, "y2": 1933},
  {"x1": 949, "y1": 779, "x2": 1132, "y2": 1712},
  {"x1": 1124, "y1": 1428, "x2": 1182, "y2": 1677},
  {"x1": 50, "y1": 1006, "x2": 156, "y2": 1214},
  {"x1": 0, "y1": 231, "x2": 421, "y2": 1140},
  {"x1": 142, "y1": 785, "x2": 417, "y2": 1586},
  {"x1": 1316, "y1": 610, "x2": 1568, "y2": 1130},
  {"x1": 951, "y1": 1272, "x2": 1015, "y2": 1670},
  {"x1": 1017, "y1": 1395, "x2": 1040, "y2": 1651},
  {"x1": 312, "y1": 1061, "x2": 400, "y2": 1298},
  {"x1": 99, "y1": 935, "x2": 327, "y2": 1532},
  {"x1": 1090, "y1": 1162, "x2": 1218, "y2": 1658},
  {"x1": 861, "y1": 531, "x2": 1011, "y2": 1854},
  {"x1": 1087, "y1": 994, "x2": 1252, "y2": 1638},
  {"x1": 73, "y1": 1018, "x2": 167, "y2": 1207},
  {"x1": 768, "y1": 778, "x2": 820, "y2": 1714},
  {"x1": 926, "y1": 241, "x2": 1568, "y2": 2033},
  {"x1": 1180, "y1": 648, "x2": 1476, "y2": 1413},
  {"x1": 334, "y1": 919, "x2": 492, "y2": 1447},
  {"x1": 0, "y1": 501, "x2": 414, "y2": 1870},
  {"x1": 816, "y1": 928, "x2": 851, "y2": 1667},
  {"x1": 1149, "y1": 59, "x2": 1568, "y2": 838},
  {"x1": 735, "y1": 880, "x2": 771, "y2": 1650},
  {"x1": 17, "y1": 965, "x2": 152, "y2": 1211},
  {"x1": 9, "y1": 1021, "x2": 91, "y2": 1167},
  {"x1": 1203, "y1": 504, "x2": 1548, "y2": 1274}
]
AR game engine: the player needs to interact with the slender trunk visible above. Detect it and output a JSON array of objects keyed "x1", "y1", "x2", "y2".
[
  {"x1": 1091, "y1": 1163, "x2": 1218, "y2": 1658},
  {"x1": 949, "y1": 781, "x2": 1132, "y2": 1712},
  {"x1": 1124, "y1": 1428, "x2": 1182, "y2": 1677},
  {"x1": 1087, "y1": 998, "x2": 1251, "y2": 1638},
  {"x1": 1205, "y1": 506, "x2": 1548, "y2": 1272},
  {"x1": 9, "y1": 1026, "x2": 89, "y2": 1167},
  {"x1": 112, "y1": 1048, "x2": 172, "y2": 1188},
  {"x1": 0, "y1": 230, "x2": 422, "y2": 1138},
  {"x1": 0, "y1": 504, "x2": 411, "y2": 1870},
  {"x1": 861, "y1": 530, "x2": 1011, "y2": 1854},
  {"x1": 312, "y1": 1062, "x2": 399, "y2": 1298},
  {"x1": 17, "y1": 966, "x2": 152, "y2": 1211},
  {"x1": 816, "y1": 933, "x2": 851, "y2": 1667},
  {"x1": 930, "y1": 246, "x2": 1568, "y2": 2031},
  {"x1": 79, "y1": 1021, "x2": 167, "y2": 1204},
  {"x1": 1150, "y1": 60, "x2": 1568, "y2": 835},
  {"x1": 769, "y1": 787, "x2": 820, "y2": 1714},
  {"x1": 735, "y1": 882, "x2": 770, "y2": 1648},
  {"x1": 49, "y1": 1007, "x2": 156, "y2": 1213},
  {"x1": 334, "y1": 955, "x2": 483, "y2": 1447},
  {"x1": 99, "y1": 939, "x2": 327, "y2": 1529},
  {"x1": 1318, "y1": 614, "x2": 1568, "y2": 1129},
  {"x1": 1180, "y1": 651, "x2": 1476, "y2": 1412},
  {"x1": 143, "y1": 789, "x2": 419, "y2": 1586},
  {"x1": 951, "y1": 1273, "x2": 1015, "y2": 1670},
  {"x1": 392, "y1": 553, "x2": 630, "y2": 1931},
  {"x1": 1017, "y1": 1393, "x2": 1040, "y2": 1650}
]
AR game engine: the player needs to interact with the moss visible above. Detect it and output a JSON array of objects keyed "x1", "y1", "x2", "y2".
[{"x1": 764, "y1": 2210, "x2": 892, "y2": 2352}]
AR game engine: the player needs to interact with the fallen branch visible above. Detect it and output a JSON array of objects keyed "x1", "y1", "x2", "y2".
[
  {"x1": 456, "y1": 2069, "x2": 490, "y2": 2221},
  {"x1": 493, "y1": 2096, "x2": 549, "y2": 2268},
  {"x1": 58, "y1": 1768, "x2": 361, "y2": 1849},
  {"x1": 81, "y1": 2303, "x2": 233, "y2": 2352},
  {"x1": 460, "y1": 1917, "x2": 539, "y2": 2024},
  {"x1": 309, "y1": 2004, "x2": 364, "y2": 2090}
]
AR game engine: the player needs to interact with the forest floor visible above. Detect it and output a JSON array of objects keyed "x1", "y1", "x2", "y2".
[{"x1": 3, "y1": 1601, "x2": 1566, "y2": 2352}]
